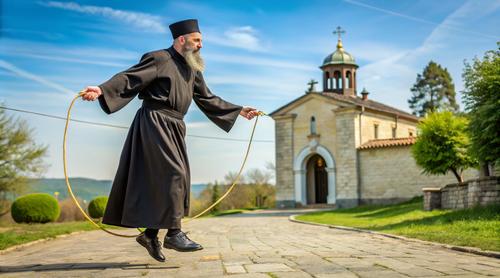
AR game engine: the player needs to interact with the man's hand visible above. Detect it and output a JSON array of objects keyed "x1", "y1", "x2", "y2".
[
  {"x1": 81, "y1": 86, "x2": 102, "y2": 101},
  {"x1": 240, "y1": 106, "x2": 259, "y2": 120}
]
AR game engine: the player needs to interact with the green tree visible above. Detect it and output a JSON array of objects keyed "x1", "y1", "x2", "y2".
[
  {"x1": 211, "y1": 182, "x2": 220, "y2": 213},
  {"x1": 0, "y1": 107, "x2": 47, "y2": 213},
  {"x1": 409, "y1": 61, "x2": 459, "y2": 117},
  {"x1": 411, "y1": 111, "x2": 477, "y2": 182},
  {"x1": 246, "y1": 168, "x2": 274, "y2": 208},
  {"x1": 462, "y1": 43, "x2": 500, "y2": 172}
]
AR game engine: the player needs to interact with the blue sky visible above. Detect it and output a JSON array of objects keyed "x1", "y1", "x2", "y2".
[{"x1": 0, "y1": 0, "x2": 499, "y2": 183}]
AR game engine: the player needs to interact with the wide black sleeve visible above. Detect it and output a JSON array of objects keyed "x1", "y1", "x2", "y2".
[
  {"x1": 193, "y1": 71, "x2": 243, "y2": 132},
  {"x1": 97, "y1": 52, "x2": 157, "y2": 114}
]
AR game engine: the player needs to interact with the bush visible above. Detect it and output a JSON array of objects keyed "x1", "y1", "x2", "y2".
[
  {"x1": 11, "y1": 193, "x2": 60, "y2": 223},
  {"x1": 88, "y1": 196, "x2": 108, "y2": 218},
  {"x1": 57, "y1": 198, "x2": 86, "y2": 222}
]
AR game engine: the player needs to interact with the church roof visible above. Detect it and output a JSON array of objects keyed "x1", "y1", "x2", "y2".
[
  {"x1": 358, "y1": 137, "x2": 417, "y2": 150},
  {"x1": 322, "y1": 93, "x2": 420, "y2": 121},
  {"x1": 269, "y1": 92, "x2": 420, "y2": 122}
]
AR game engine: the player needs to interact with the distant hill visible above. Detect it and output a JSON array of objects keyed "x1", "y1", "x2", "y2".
[
  {"x1": 29, "y1": 178, "x2": 112, "y2": 202},
  {"x1": 29, "y1": 178, "x2": 208, "y2": 201}
]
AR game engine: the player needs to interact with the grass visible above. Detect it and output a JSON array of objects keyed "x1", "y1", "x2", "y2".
[
  {"x1": 296, "y1": 197, "x2": 500, "y2": 252},
  {"x1": 208, "y1": 209, "x2": 248, "y2": 217},
  {"x1": 0, "y1": 221, "x2": 124, "y2": 250},
  {"x1": 205, "y1": 207, "x2": 267, "y2": 217}
]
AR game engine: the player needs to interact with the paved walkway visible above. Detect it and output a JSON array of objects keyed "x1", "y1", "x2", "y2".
[{"x1": 0, "y1": 209, "x2": 499, "y2": 277}]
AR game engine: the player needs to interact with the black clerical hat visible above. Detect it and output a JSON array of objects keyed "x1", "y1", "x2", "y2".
[{"x1": 169, "y1": 19, "x2": 200, "y2": 39}]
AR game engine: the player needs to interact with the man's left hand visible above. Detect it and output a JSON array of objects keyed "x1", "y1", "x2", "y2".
[{"x1": 240, "y1": 106, "x2": 259, "y2": 120}]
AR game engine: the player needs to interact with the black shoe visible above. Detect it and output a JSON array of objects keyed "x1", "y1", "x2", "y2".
[
  {"x1": 136, "y1": 233, "x2": 166, "y2": 262},
  {"x1": 163, "y1": 231, "x2": 203, "y2": 252}
]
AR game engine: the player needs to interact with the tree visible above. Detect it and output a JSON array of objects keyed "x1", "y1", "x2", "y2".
[
  {"x1": 0, "y1": 107, "x2": 47, "y2": 213},
  {"x1": 224, "y1": 170, "x2": 246, "y2": 185},
  {"x1": 411, "y1": 111, "x2": 477, "y2": 182},
  {"x1": 264, "y1": 161, "x2": 275, "y2": 184},
  {"x1": 211, "y1": 182, "x2": 220, "y2": 213},
  {"x1": 408, "y1": 61, "x2": 459, "y2": 117},
  {"x1": 246, "y1": 168, "x2": 272, "y2": 185},
  {"x1": 462, "y1": 43, "x2": 500, "y2": 173}
]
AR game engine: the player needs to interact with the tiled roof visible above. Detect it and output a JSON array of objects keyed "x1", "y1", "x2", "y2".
[
  {"x1": 358, "y1": 137, "x2": 417, "y2": 150},
  {"x1": 269, "y1": 92, "x2": 420, "y2": 121},
  {"x1": 322, "y1": 93, "x2": 419, "y2": 121}
]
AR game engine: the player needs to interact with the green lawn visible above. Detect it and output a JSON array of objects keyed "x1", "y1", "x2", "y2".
[
  {"x1": 0, "y1": 221, "x2": 125, "y2": 250},
  {"x1": 296, "y1": 197, "x2": 500, "y2": 252},
  {"x1": 206, "y1": 207, "x2": 266, "y2": 217}
]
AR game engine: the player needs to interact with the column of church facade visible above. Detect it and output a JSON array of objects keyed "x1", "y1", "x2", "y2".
[
  {"x1": 334, "y1": 108, "x2": 360, "y2": 208},
  {"x1": 274, "y1": 115, "x2": 296, "y2": 208}
]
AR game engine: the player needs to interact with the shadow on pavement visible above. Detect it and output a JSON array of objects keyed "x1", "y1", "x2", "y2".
[{"x1": 0, "y1": 262, "x2": 179, "y2": 273}]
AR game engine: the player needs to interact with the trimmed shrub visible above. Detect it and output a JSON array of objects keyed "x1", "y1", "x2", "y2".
[
  {"x1": 88, "y1": 196, "x2": 108, "y2": 218},
  {"x1": 11, "y1": 193, "x2": 60, "y2": 223}
]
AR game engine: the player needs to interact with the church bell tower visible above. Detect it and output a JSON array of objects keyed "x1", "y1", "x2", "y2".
[{"x1": 320, "y1": 26, "x2": 358, "y2": 96}]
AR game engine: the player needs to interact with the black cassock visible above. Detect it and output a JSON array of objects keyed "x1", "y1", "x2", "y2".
[{"x1": 97, "y1": 46, "x2": 242, "y2": 229}]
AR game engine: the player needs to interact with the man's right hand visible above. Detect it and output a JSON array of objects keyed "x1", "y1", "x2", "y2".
[{"x1": 81, "y1": 86, "x2": 102, "y2": 101}]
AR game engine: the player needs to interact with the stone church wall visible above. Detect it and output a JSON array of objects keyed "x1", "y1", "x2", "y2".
[
  {"x1": 334, "y1": 109, "x2": 360, "y2": 208},
  {"x1": 359, "y1": 111, "x2": 418, "y2": 144},
  {"x1": 358, "y1": 146, "x2": 478, "y2": 205},
  {"x1": 274, "y1": 115, "x2": 295, "y2": 208},
  {"x1": 290, "y1": 96, "x2": 338, "y2": 161}
]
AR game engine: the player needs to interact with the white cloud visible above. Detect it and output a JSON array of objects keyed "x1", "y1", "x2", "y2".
[
  {"x1": 343, "y1": 0, "x2": 498, "y2": 40},
  {"x1": 355, "y1": 0, "x2": 500, "y2": 112},
  {"x1": 206, "y1": 53, "x2": 316, "y2": 71},
  {"x1": 411, "y1": 0, "x2": 500, "y2": 57},
  {"x1": 0, "y1": 38, "x2": 141, "y2": 68},
  {"x1": 346, "y1": 42, "x2": 410, "y2": 63},
  {"x1": 10, "y1": 53, "x2": 129, "y2": 68},
  {"x1": 40, "y1": 1, "x2": 167, "y2": 33},
  {"x1": 205, "y1": 26, "x2": 266, "y2": 52},
  {"x1": 0, "y1": 60, "x2": 73, "y2": 94},
  {"x1": 207, "y1": 74, "x2": 308, "y2": 95}
]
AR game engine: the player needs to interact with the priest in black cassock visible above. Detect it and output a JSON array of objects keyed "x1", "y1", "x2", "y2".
[{"x1": 81, "y1": 19, "x2": 258, "y2": 262}]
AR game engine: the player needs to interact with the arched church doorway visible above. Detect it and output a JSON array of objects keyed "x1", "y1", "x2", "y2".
[{"x1": 306, "y1": 154, "x2": 328, "y2": 204}]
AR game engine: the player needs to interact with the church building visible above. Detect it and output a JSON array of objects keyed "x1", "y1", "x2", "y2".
[{"x1": 269, "y1": 27, "x2": 476, "y2": 209}]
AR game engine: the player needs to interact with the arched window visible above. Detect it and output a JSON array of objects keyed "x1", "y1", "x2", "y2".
[
  {"x1": 310, "y1": 116, "x2": 317, "y2": 135},
  {"x1": 346, "y1": 71, "x2": 352, "y2": 89},
  {"x1": 334, "y1": 71, "x2": 341, "y2": 89}
]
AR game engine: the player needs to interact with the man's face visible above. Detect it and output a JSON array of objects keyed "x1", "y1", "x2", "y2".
[
  {"x1": 182, "y1": 32, "x2": 202, "y2": 52},
  {"x1": 181, "y1": 32, "x2": 205, "y2": 72}
]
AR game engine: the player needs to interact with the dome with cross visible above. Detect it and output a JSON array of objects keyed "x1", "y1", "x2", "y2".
[{"x1": 321, "y1": 26, "x2": 357, "y2": 67}]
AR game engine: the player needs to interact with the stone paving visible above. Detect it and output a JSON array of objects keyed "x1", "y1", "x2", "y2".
[{"x1": 0, "y1": 209, "x2": 499, "y2": 277}]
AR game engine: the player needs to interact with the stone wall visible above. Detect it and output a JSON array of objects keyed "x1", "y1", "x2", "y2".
[
  {"x1": 334, "y1": 108, "x2": 360, "y2": 208},
  {"x1": 274, "y1": 115, "x2": 296, "y2": 208},
  {"x1": 423, "y1": 176, "x2": 500, "y2": 210},
  {"x1": 359, "y1": 146, "x2": 478, "y2": 205},
  {"x1": 359, "y1": 111, "x2": 418, "y2": 144},
  {"x1": 423, "y1": 188, "x2": 441, "y2": 210},
  {"x1": 289, "y1": 95, "x2": 339, "y2": 165}
]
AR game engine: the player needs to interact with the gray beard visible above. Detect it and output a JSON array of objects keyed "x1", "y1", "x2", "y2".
[{"x1": 183, "y1": 48, "x2": 205, "y2": 72}]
